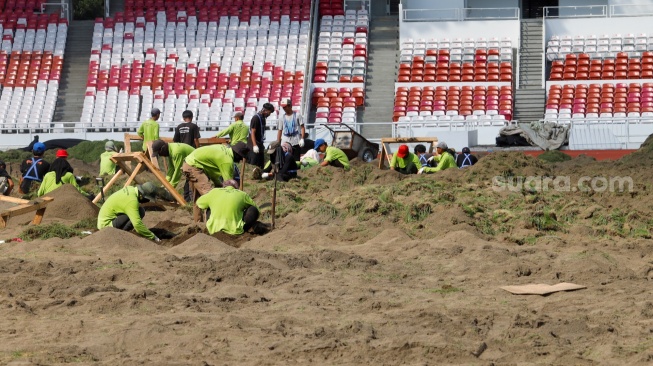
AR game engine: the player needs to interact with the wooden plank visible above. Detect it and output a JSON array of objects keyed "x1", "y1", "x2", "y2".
[
  {"x1": 124, "y1": 162, "x2": 143, "y2": 187},
  {"x1": 380, "y1": 137, "x2": 439, "y2": 143},
  {"x1": 32, "y1": 208, "x2": 46, "y2": 225},
  {"x1": 1, "y1": 198, "x2": 53, "y2": 219},
  {"x1": 140, "y1": 156, "x2": 187, "y2": 205},
  {"x1": 92, "y1": 168, "x2": 124, "y2": 204},
  {"x1": 0, "y1": 196, "x2": 29, "y2": 205}
]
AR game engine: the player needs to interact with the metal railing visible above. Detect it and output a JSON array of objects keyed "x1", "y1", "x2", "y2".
[
  {"x1": 543, "y1": 5, "x2": 607, "y2": 18},
  {"x1": 301, "y1": 0, "x2": 318, "y2": 120},
  {"x1": 403, "y1": 7, "x2": 519, "y2": 22},
  {"x1": 41, "y1": 2, "x2": 71, "y2": 21}
]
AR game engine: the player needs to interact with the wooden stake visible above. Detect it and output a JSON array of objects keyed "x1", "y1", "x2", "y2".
[
  {"x1": 271, "y1": 163, "x2": 278, "y2": 229},
  {"x1": 239, "y1": 158, "x2": 246, "y2": 190}
]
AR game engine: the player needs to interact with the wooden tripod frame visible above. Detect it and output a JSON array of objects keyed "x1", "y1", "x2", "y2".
[
  {"x1": 0, "y1": 196, "x2": 54, "y2": 228},
  {"x1": 92, "y1": 151, "x2": 187, "y2": 206}
]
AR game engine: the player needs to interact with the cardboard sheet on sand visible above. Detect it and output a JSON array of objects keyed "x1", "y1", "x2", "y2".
[{"x1": 501, "y1": 282, "x2": 586, "y2": 295}]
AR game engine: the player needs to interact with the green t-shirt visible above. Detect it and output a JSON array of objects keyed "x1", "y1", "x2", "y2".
[
  {"x1": 196, "y1": 186, "x2": 257, "y2": 235},
  {"x1": 137, "y1": 119, "x2": 160, "y2": 152},
  {"x1": 390, "y1": 152, "x2": 420, "y2": 170},
  {"x1": 166, "y1": 143, "x2": 195, "y2": 187},
  {"x1": 184, "y1": 144, "x2": 235, "y2": 184},
  {"x1": 97, "y1": 186, "x2": 155, "y2": 240},
  {"x1": 215, "y1": 121, "x2": 249, "y2": 145},
  {"x1": 324, "y1": 146, "x2": 350, "y2": 170},
  {"x1": 99, "y1": 151, "x2": 117, "y2": 176},
  {"x1": 37, "y1": 171, "x2": 85, "y2": 197},
  {"x1": 423, "y1": 152, "x2": 457, "y2": 173}
]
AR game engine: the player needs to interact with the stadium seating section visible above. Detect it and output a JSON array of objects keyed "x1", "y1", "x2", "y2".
[
  {"x1": 544, "y1": 82, "x2": 653, "y2": 123},
  {"x1": 393, "y1": 85, "x2": 512, "y2": 125},
  {"x1": 549, "y1": 52, "x2": 653, "y2": 81},
  {"x1": 398, "y1": 38, "x2": 513, "y2": 82},
  {"x1": 82, "y1": 0, "x2": 312, "y2": 131},
  {"x1": 311, "y1": 86, "x2": 363, "y2": 125},
  {"x1": 0, "y1": 8, "x2": 67, "y2": 131}
]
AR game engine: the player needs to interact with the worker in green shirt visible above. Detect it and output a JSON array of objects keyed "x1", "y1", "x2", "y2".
[
  {"x1": 99, "y1": 140, "x2": 118, "y2": 176},
  {"x1": 419, "y1": 141, "x2": 457, "y2": 174},
  {"x1": 138, "y1": 108, "x2": 161, "y2": 154},
  {"x1": 151, "y1": 139, "x2": 195, "y2": 202},
  {"x1": 37, "y1": 152, "x2": 87, "y2": 197},
  {"x1": 215, "y1": 112, "x2": 249, "y2": 145},
  {"x1": 196, "y1": 179, "x2": 266, "y2": 235},
  {"x1": 182, "y1": 142, "x2": 250, "y2": 197},
  {"x1": 390, "y1": 144, "x2": 420, "y2": 174},
  {"x1": 315, "y1": 138, "x2": 350, "y2": 170},
  {"x1": 97, "y1": 182, "x2": 162, "y2": 242}
]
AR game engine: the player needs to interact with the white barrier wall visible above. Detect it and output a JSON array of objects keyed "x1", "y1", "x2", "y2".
[
  {"x1": 401, "y1": 0, "x2": 464, "y2": 10},
  {"x1": 544, "y1": 15, "x2": 653, "y2": 41},
  {"x1": 399, "y1": 7, "x2": 520, "y2": 44}
]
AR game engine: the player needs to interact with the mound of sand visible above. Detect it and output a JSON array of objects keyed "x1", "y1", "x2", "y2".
[
  {"x1": 42, "y1": 184, "x2": 99, "y2": 221},
  {"x1": 168, "y1": 233, "x2": 235, "y2": 256},
  {"x1": 458, "y1": 151, "x2": 553, "y2": 183},
  {"x1": 75, "y1": 227, "x2": 161, "y2": 251}
]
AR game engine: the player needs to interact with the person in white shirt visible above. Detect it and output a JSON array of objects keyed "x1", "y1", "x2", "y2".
[{"x1": 276, "y1": 99, "x2": 305, "y2": 161}]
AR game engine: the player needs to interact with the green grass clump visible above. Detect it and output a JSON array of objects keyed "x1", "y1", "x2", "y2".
[
  {"x1": 18, "y1": 223, "x2": 81, "y2": 241},
  {"x1": 537, "y1": 150, "x2": 572, "y2": 163}
]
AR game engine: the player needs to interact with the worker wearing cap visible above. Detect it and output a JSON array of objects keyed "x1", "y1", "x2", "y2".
[
  {"x1": 196, "y1": 179, "x2": 264, "y2": 235},
  {"x1": 182, "y1": 142, "x2": 250, "y2": 197},
  {"x1": 19, "y1": 141, "x2": 50, "y2": 194},
  {"x1": 314, "y1": 138, "x2": 350, "y2": 170},
  {"x1": 456, "y1": 147, "x2": 478, "y2": 168},
  {"x1": 37, "y1": 150, "x2": 87, "y2": 197},
  {"x1": 390, "y1": 144, "x2": 420, "y2": 174},
  {"x1": 216, "y1": 112, "x2": 249, "y2": 145},
  {"x1": 138, "y1": 108, "x2": 161, "y2": 154},
  {"x1": 276, "y1": 99, "x2": 305, "y2": 162},
  {"x1": 97, "y1": 182, "x2": 161, "y2": 241},
  {"x1": 0, "y1": 160, "x2": 14, "y2": 196},
  {"x1": 419, "y1": 141, "x2": 457, "y2": 174},
  {"x1": 249, "y1": 103, "x2": 275, "y2": 168},
  {"x1": 99, "y1": 140, "x2": 118, "y2": 176},
  {"x1": 151, "y1": 139, "x2": 195, "y2": 201}
]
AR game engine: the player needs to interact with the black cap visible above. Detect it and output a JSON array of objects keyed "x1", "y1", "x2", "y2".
[{"x1": 151, "y1": 140, "x2": 168, "y2": 157}]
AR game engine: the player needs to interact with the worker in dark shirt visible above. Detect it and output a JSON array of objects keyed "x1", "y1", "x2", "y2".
[
  {"x1": 248, "y1": 103, "x2": 275, "y2": 168},
  {"x1": 261, "y1": 142, "x2": 298, "y2": 182},
  {"x1": 456, "y1": 147, "x2": 478, "y2": 168},
  {"x1": 173, "y1": 110, "x2": 201, "y2": 148},
  {"x1": 0, "y1": 160, "x2": 14, "y2": 196},
  {"x1": 19, "y1": 142, "x2": 50, "y2": 194}
]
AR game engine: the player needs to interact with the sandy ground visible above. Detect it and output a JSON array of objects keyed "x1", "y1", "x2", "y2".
[{"x1": 1, "y1": 145, "x2": 653, "y2": 365}]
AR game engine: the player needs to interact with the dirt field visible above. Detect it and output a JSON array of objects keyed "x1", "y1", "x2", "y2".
[{"x1": 1, "y1": 142, "x2": 653, "y2": 365}]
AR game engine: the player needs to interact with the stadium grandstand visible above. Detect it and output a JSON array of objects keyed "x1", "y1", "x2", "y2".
[{"x1": 1, "y1": 0, "x2": 653, "y2": 152}]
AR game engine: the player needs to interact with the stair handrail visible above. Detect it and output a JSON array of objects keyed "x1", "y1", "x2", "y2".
[{"x1": 301, "y1": 0, "x2": 318, "y2": 128}]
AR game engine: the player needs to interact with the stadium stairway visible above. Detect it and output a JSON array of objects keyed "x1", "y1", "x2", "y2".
[
  {"x1": 358, "y1": 15, "x2": 398, "y2": 139},
  {"x1": 514, "y1": 18, "x2": 545, "y2": 123},
  {"x1": 53, "y1": 20, "x2": 94, "y2": 123}
]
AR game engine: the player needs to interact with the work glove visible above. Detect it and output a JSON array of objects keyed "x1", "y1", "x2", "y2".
[
  {"x1": 253, "y1": 145, "x2": 260, "y2": 154},
  {"x1": 153, "y1": 236, "x2": 161, "y2": 243},
  {"x1": 299, "y1": 139, "x2": 305, "y2": 147},
  {"x1": 427, "y1": 156, "x2": 435, "y2": 162},
  {"x1": 261, "y1": 173, "x2": 269, "y2": 179},
  {"x1": 418, "y1": 168, "x2": 425, "y2": 175},
  {"x1": 301, "y1": 160, "x2": 308, "y2": 166}
]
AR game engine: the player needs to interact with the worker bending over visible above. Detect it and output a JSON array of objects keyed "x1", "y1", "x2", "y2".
[
  {"x1": 314, "y1": 138, "x2": 350, "y2": 170},
  {"x1": 196, "y1": 179, "x2": 267, "y2": 235},
  {"x1": 97, "y1": 182, "x2": 162, "y2": 242},
  {"x1": 390, "y1": 144, "x2": 420, "y2": 174},
  {"x1": 418, "y1": 141, "x2": 457, "y2": 174}
]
